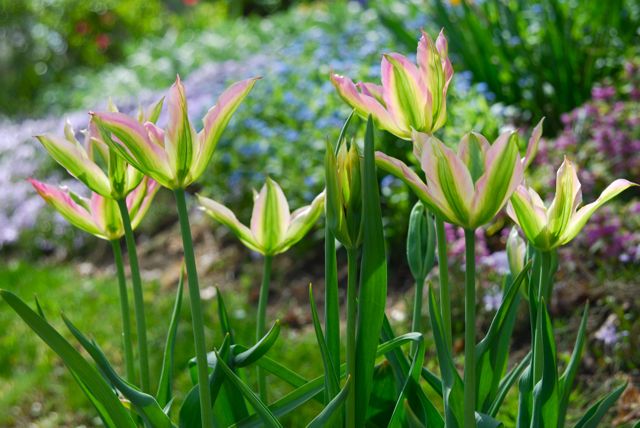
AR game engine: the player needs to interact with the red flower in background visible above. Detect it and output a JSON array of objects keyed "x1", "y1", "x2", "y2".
[{"x1": 96, "y1": 33, "x2": 111, "y2": 51}]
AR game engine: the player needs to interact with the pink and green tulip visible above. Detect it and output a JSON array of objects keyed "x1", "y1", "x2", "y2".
[
  {"x1": 507, "y1": 158, "x2": 637, "y2": 250},
  {"x1": 506, "y1": 227, "x2": 526, "y2": 277},
  {"x1": 377, "y1": 130, "x2": 523, "y2": 229},
  {"x1": 29, "y1": 177, "x2": 159, "y2": 241},
  {"x1": 331, "y1": 30, "x2": 453, "y2": 139},
  {"x1": 198, "y1": 178, "x2": 325, "y2": 256},
  {"x1": 91, "y1": 75, "x2": 259, "y2": 190}
]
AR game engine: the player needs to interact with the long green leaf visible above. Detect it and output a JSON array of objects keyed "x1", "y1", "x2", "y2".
[
  {"x1": 233, "y1": 320, "x2": 281, "y2": 367},
  {"x1": 307, "y1": 377, "x2": 352, "y2": 428},
  {"x1": 354, "y1": 115, "x2": 388, "y2": 427},
  {"x1": 573, "y1": 382, "x2": 627, "y2": 428},
  {"x1": 63, "y1": 315, "x2": 174, "y2": 428},
  {"x1": 558, "y1": 303, "x2": 589, "y2": 428},
  {"x1": 217, "y1": 286, "x2": 234, "y2": 343},
  {"x1": 530, "y1": 301, "x2": 559, "y2": 428},
  {"x1": 216, "y1": 352, "x2": 283, "y2": 428},
  {"x1": 0, "y1": 290, "x2": 135, "y2": 428},
  {"x1": 309, "y1": 284, "x2": 340, "y2": 399},
  {"x1": 489, "y1": 352, "x2": 531, "y2": 417},
  {"x1": 157, "y1": 272, "x2": 184, "y2": 408}
]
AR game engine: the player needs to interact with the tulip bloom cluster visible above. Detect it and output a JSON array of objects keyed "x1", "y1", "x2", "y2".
[{"x1": 1, "y1": 27, "x2": 636, "y2": 428}]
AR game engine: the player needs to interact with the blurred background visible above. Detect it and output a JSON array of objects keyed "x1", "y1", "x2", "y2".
[{"x1": 1, "y1": 0, "x2": 639, "y2": 426}]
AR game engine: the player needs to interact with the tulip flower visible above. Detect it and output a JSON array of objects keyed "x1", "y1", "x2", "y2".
[
  {"x1": 331, "y1": 30, "x2": 453, "y2": 139},
  {"x1": 29, "y1": 176, "x2": 158, "y2": 241},
  {"x1": 507, "y1": 158, "x2": 637, "y2": 250},
  {"x1": 506, "y1": 227, "x2": 526, "y2": 278},
  {"x1": 325, "y1": 139, "x2": 363, "y2": 250},
  {"x1": 91, "y1": 75, "x2": 258, "y2": 190},
  {"x1": 36, "y1": 99, "x2": 162, "y2": 200},
  {"x1": 198, "y1": 178, "x2": 325, "y2": 256},
  {"x1": 377, "y1": 130, "x2": 523, "y2": 229}
]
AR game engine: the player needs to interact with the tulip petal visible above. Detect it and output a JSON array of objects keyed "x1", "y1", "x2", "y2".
[
  {"x1": 29, "y1": 179, "x2": 106, "y2": 239},
  {"x1": 36, "y1": 133, "x2": 111, "y2": 197},
  {"x1": 458, "y1": 132, "x2": 490, "y2": 183},
  {"x1": 471, "y1": 131, "x2": 523, "y2": 227},
  {"x1": 382, "y1": 53, "x2": 428, "y2": 131},
  {"x1": 507, "y1": 186, "x2": 550, "y2": 249},
  {"x1": 197, "y1": 194, "x2": 262, "y2": 253},
  {"x1": 91, "y1": 112, "x2": 172, "y2": 186},
  {"x1": 375, "y1": 151, "x2": 454, "y2": 222},
  {"x1": 128, "y1": 177, "x2": 160, "y2": 230},
  {"x1": 331, "y1": 74, "x2": 408, "y2": 139},
  {"x1": 277, "y1": 191, "x2": 325, "y2": 254},
  {"x1": 523, "y1": 118, "x2": 544, "y2": 170},
  {"x1": 250, "y1": 178, "x2": 290, "y2": 254},
  {"x1": 559, "y1": 179, "x2": 638, "y2": 246},
  {"x1": 356, "y1": 82, "x2": 384, "y2": 104},
  {"x1": 91, "y1": 192, "x2": 122, "y2": 240},
  {"x1": 166, "y1": 76, "x2": 196, "y2": 185},
  {"x1": 547, "y1": 158, "x2": 582, "y2": 241},
  {"x1": 435, "y1": 29, "x2": 454, "y2": 87},
  {"x1": 419, "y1": 132, "x2": 473, "y2": 226},
  {"x1": 192, "y1": 77, "x2": 259, "y2": 182}
]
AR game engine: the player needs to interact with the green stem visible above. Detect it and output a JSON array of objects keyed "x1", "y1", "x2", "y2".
[
  {"x1": 345, "y1": 247, "x2": 358, "y2": 428},
  {"x1": 435, "y1": 217, "x2": 452, "y2": 353},
  {"x1": 324, "y1": 226, "x2": 340, "y2": 401},
  {"x1": 256, "y1": 254, "x2": 273, "y2": 403},
  {"x1": 533, "y1": 251, "x2": 551, "y2": 383},
  {"x1": 463, "y1": 229, "x2": 477, "y2": 428},
  {"x1": 116, "y1": 198, "x2": 150, "y2": 393},
  {"x1": 174, "y1": 189, "x2": 213, "y2": 428},
  {"x1": 411, "y1": 277, "x2": 425, "y2": 353},
  {"x1": 110, "y1": 239, "x2": 135, "y2": 385}
]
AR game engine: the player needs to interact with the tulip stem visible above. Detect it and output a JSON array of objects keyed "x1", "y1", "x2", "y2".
[
  {"x1": 256, "y1": 254, "x2": 273, "y2": 403},
  {"x1": 533, "y1": 250, "x2": 552, "y2": 384},
  {"x1": 116, "y1": 198, "x2": 150, "y2": 393},
  {"x1": 346, "y1": 247, "x2": 358, "y2": 428},
  {"x1": 174, "y1": 189, "x2": 213, "y2": 428},
  {"x1": 435, "y1": 217, "x2": 452, "y2": 353},
  {"x1": 463, "y1": 229, "x2": 477, "y2": 428},
  {"x1": 324, "y1": 227, "x2": 340, "y2": 401},
  {"x1": 110, "y1": 239, "x2": 135, "y2": 385}
]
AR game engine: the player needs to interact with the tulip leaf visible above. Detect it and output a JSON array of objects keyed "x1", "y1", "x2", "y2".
[
  {"x1": 217, "y1": 286, "x2": 234, "y2": 342},
  {"x1": 558, "y1": 303, "x2": 589, "y2": 428},
  {"x1": 530, "y1": 301, "x2": 560, "y2": 428},
  {"x1": 0, "y1": 290, "x2": 136, "y2": 428},
  {"x1": 62, "y1": 315, "x2": 175, "y2": 428},
  {"x1": 324, "y1": 223, "x2": 340, "y2": 401},
  {"x1": 233, "y1": 320, "x2": 281, "y2": 367},
  {"x1": 215, "y1": 352, "x2": 283, "y2": 428},
  {"x1": 354, "y1": 115, "x2": 388, "y2": 427},
  {"x1": 476, "y1": 261, "x2": 530, "y2": 412},
  {"x1": 308, "y1": 284, "x2": 340, "y2": 400},
  {"x1": 388, "y1": 334, "x2": 425, "y2": 427},
  {"x1": 156, "y1": 272, "x2": 184, "y2": 408},
  {"x1": 573, "y1": 382, "x2": 626, "y2": 428},
  {"x1": 476, "y1": 412, "x2": 504, "y2": 428},
  {"x1": 488, "y1": 352, "x2": 531, "y2": 417},
  {"x1": 428, "y1": 285, "x2": 464, "y2": 428},
  {"x1": 306, "y1": 376, "x2": 352, "y2": 428}
]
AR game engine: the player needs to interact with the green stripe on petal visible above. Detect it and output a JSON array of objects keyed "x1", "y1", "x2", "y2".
[
  {"x1": 458, "y1": 132, "x2": 490, "y2": 183},
  {"x1": 559, "y1": 179, "x2": 637, "y2": 246},
  {"x1": 91, "y1": 193, "x2": 122, "y2": 240},
  {"x1": 36, "y1": 134, "x2": 111, "y2": 197},
  {"x1": 276, "y1": 191, "x2": 325, "y2": 254},
  {"x1": 382, "y1": 54, "x2": 427, "y2": 132},
  {"x1": 507, "y1": 187, "x2": 550, "y2": 250},
  {"x1": 471, "y1": 132, "x2": 523, "y2": 227},
  {"x1": 191, "y1": 77, "x2": 259, "y2": 182},
  {"x1": 250, "y1": 178, "x2": 290, "y2": 254},
  {"x1": 166, "y1": 76, "x2": 196, "y2": 186},
  {"x1": 128, "y1": 178, "x2": 160, "y2": 231},
  {"x1": 419, "y1": 133, "x2": 473, "y2": 227},
  {"x1": 547, "y1": 158, "x2": 582, "y2": 242},
  {"x1": 197, "y1": 194, "x2": 262, "y2": 253}
]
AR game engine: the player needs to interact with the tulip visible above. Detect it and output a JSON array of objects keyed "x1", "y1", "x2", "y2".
[
  {"x1": 91, "y1": 75, "x2": 258, "y2": 190},
  {"x1": 29, "y1": 177, "x2": 158, "y2": 241},
  {"x1": 507, "y1": 158, "x2": 637, "y2": 250},
  {"x1": 325, "y1": 139, "x2": 363, "y2": 250},
  {"x1": 198, "y1": 178, "x2": 325, "y2": 256},
  {"x1": 377, "y1": 130, "x2": 523, "y2": 229},
  {"x1": 35, "y1": 98, "x2": 163, "y2": 200},
  {"x1": 331, "y1": 30, "x2": 453, "y2": 139}
]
